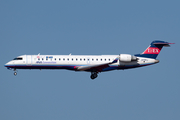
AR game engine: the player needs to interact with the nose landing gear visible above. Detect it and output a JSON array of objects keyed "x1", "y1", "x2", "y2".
[
  {"x1": 14, "y1": 72, "x2": 17, "y2": 76},
  {"x1": 90, "y1": 72, "x2": 98, "y2": 80},
  {"x1": 13, "y1": 69, "x2": 17, "y2": 76}
]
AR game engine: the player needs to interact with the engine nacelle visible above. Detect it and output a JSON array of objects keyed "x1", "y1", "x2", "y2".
[{"x1": 119, "y1": 54, "x2": 137, "y2": 62}]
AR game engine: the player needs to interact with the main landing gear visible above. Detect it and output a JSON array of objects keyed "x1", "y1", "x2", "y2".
[{"x1": 90, "y1": 72, "x2": 98, "y2": 80}]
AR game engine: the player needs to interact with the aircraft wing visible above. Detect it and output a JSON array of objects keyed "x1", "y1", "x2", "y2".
[{"x1": 76, "y1": 57, "x2": 118, "y2": 72}]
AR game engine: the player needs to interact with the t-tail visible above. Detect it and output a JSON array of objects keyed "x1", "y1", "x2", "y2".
[{"x1": 135, "y1": 40, "x2": 174, "y2": 59}]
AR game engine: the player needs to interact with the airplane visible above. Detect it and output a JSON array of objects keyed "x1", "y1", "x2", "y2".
[{"x1": 4, "y1": 40, "x2": 174, "y2": 79}]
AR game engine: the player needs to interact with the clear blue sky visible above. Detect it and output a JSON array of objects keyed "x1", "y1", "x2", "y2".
[{"x1": 0, "y1": 0, "x2": 179, "y2": 120}]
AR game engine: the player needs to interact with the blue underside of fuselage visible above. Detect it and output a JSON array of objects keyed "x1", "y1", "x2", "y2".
[{"x1": 5, "y1": 64, "x2": 153, "y2": 72}]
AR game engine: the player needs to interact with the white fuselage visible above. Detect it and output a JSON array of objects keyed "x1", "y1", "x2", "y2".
[
  {"x1": 5, "y1": 40, "x2": 173, "y2": 79},
  {"x1": 5, "y1": 54, "x2": 159, "y2": 72}
]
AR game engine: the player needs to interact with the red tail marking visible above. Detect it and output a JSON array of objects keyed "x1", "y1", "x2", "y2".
[{"x1": 143, "y1": 47, "x2": 162, "y2": 54}]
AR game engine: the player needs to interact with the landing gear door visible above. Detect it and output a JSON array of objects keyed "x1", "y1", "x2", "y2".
[{"x1": 26, "y1": 55, "x2": 32, "y2": 65}]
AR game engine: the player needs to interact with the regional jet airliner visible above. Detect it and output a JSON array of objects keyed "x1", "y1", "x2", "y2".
[{"x1": 5, "y1": 41, "x2": 174, "y2": 79}]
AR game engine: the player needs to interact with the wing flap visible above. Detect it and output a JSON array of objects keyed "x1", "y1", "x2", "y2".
[{"x1": 77, "y1": 63, "x2": 110, "y2": 71}]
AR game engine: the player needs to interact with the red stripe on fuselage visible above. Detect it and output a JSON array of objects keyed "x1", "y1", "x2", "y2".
[{"x1": 143, "y1": 47, "x2": 162, "y2": 54}]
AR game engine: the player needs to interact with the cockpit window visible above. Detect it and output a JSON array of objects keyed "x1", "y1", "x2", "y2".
[{"x1": 13, "y1": 57, "x2": 23, "y2": 60}]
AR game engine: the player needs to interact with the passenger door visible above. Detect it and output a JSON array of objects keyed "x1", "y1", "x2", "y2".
[{"x1": 26, "y1": 55, "x2": 32, "y2": 65}]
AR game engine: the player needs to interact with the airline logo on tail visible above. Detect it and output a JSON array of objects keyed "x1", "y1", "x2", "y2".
[{"x1": 143, "y1": 47, "x2": 162, "y2": 54}]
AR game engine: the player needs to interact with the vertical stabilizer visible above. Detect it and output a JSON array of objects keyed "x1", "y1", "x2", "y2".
[{"x1": 135, "y1": 40, "x2": 174, "y2": 59}]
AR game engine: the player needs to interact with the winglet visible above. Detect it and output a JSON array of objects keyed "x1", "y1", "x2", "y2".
[{"x1": 112, "y1": 58, "x2": 119, "y2": 63}]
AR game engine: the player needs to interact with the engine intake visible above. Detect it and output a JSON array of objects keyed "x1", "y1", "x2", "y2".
[{"x1": 119, "y1": 54, "x2": 137, "y2": 62}]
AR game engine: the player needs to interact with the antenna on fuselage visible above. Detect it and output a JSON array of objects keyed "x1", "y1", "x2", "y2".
[{"x1": 69, "y1": 53, "x2": 71, "y2": 55}]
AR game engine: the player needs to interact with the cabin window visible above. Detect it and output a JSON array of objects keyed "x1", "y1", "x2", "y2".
[
  {"x1": 46, "y1": 58, "x2": 48, "y2": 60},
  {"x1": 72, "y1": 58, "x2": 73, "y2": 61},
  {"x1": 59, "y1": 58, "x2": 61, "y2": 61},
  {"x1": 67, "y1": 58, "x2": 69, "y2": 61},
  {"x1": 55, "y1": 58, "x2": 56, "y2": 61},
  {"x1": 38, "y1": 58, "x2": 40, "y2": 60},
  {"x1": 104, "y1": 59, "x2": 106, "y2": 61},
  {"x1": 84, "y1": 58, "x2": 85, "y2": 61},
  {"x1": 42, "y1": 58, "x2": 44, "y2": 60},
  {"x1": 109, "y1": 59, "x2": 110, "y2": 61},
  {"x1": 63, "y1": 58, "x2": 65, "y2": 61},
  {"x1": 101, "y1": 59, "x2": 102, "y2": 61},
  {"x1": 80, "y1": 58, "x2": 82, "y2": 61},
  {"x1": 92, "y1": 59, "x2": 94, "y2": 61},
  {"x1": 96, "y1": 59, "x2": 98, "y2": 61}
]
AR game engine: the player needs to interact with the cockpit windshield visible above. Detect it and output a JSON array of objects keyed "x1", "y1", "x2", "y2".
[{"x1": 13, "y1": 57, "x2": 23, "y2": 60}]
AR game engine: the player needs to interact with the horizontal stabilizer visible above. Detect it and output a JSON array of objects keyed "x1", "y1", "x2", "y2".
[{"x1": 153, "y1": 42, "x2": 175, "y2": 47}]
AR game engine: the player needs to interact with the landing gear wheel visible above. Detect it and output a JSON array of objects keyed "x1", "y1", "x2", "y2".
[
  {"x1": 14, "y1": 72, "x2": 17, "y2": 76},
  {"x1": 93, "y1": 73, "x2": 97, "y2": 78},
  {"x1": 91, "y1": 74, "x2": 95, "y2": 79},
  {"x1": 90, "y1": 72, "x2": 98, "y2": 80}
]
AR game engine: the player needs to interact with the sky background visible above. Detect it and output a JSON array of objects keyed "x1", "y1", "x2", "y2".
[{"x1": 0, "y1": 0, "x2": 180, "y2": 120}]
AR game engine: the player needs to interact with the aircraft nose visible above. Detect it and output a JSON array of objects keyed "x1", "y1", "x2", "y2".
[
  {"x1": 4, "y1": 61, "x2": 12, "y2": 67},
  {"x1": 4, "y1": 62, "x2": 9, "y2": 67}
]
